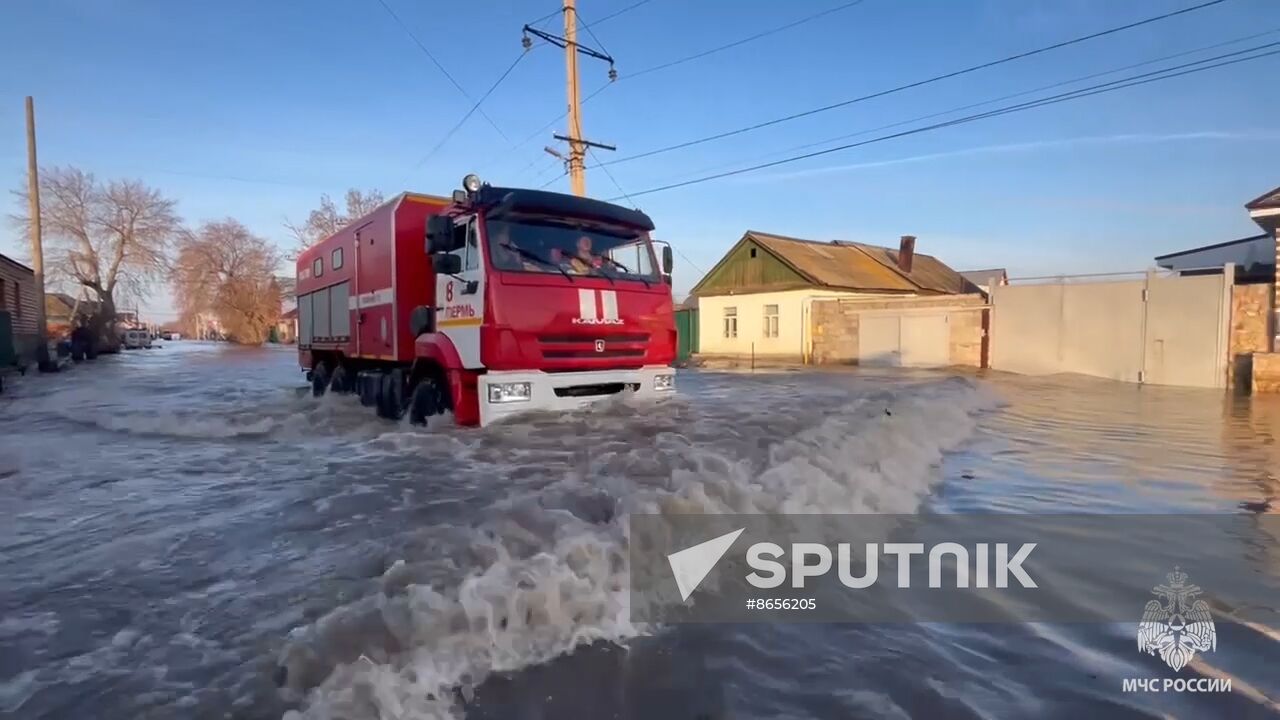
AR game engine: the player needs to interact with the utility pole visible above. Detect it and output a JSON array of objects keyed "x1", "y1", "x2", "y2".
[
  {"x1": 25, "y1": 96, "x2": 51, "y2": 371},
  {"x1": 563, "y1": 0, "x2": 585, "y2": 196},
  {"x1": 524, "y1": 3, "x2": 617, "y2": 197}
]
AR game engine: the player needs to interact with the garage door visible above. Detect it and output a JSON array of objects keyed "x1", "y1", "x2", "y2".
[
  {"x1": 858, "y1": 313, "x2": 950, "y2": 367},
  {"x1": 859, "y1": 315, "x2": 901, "y2": 366}
]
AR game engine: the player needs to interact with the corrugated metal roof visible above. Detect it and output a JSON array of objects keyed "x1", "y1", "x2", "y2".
[
  {"x1": 746, "y1": 231, "x2": 969, "y2": 295},
  {"x1": 959, "y1": 269, "x2": 1007, "y2": 289},
  {"x1": 748, "y1": 232, "x2": 919, "y2": 293},
  {"x1": 0, "y1": 253, "x2": 33, "y2": 274},
  {"x1": 1154, "y1": 234, "x2": 1270, "y2": 261},
  {"x1": 1245, "y1": 186, "x2": 1280, "y2": 210},
  {"x1": 839, "y1": 241, "x2": 970, "y2": 294}
]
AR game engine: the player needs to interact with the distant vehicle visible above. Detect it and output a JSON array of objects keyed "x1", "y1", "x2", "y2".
[
  {"x1": 122, "y1": 329, "x2": 153, "y2": 350},
  {"x1": 161, "y1": 331, "x2": 180, "y2": 341},
  {"x1": 296, "y1": 174, "x2": 677, "y2": 427}
]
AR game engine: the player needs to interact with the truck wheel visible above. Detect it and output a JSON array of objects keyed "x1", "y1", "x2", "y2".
[
  {"x1": 379, "y1": 369, "x2": 407, "y2": 420},
  {"x1": 409, "y1": 376, "x2": 443, "y2": 426},
  {"x1": 312, "y1": 362, "x2": 330, "y2": 397},
  {"x1": 329, "y1": 365, "x2": 349, "y2": 394},
  {"x1": 358, "y1": 372, "x2": 379, "y2": 407}
]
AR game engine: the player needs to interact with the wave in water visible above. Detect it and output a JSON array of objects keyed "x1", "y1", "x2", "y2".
[{"x1": 277, "y1": 377, "x2": 998, "y2": 720}]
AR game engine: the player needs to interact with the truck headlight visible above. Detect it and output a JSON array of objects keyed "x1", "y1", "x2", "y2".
[
  {"x1": 653, "y1": 374, "x2": 675, "y2": 391},
  {"x1": 488, "y1": 382, "x2": 532, "y2": 403}
]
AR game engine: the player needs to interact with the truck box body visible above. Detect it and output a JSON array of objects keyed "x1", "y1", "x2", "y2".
[{"x1": 296, "y1": 193, "x2": 449, "y2": 365}]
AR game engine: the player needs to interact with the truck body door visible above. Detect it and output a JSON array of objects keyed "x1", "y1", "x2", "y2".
[{"x1": 354, "y1": 221, "x2": 394, "y2": 358}]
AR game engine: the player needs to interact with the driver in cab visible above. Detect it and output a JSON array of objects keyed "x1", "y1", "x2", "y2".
[{"x1": 565, "y1": 234, "x2": 603, "y2": 275}]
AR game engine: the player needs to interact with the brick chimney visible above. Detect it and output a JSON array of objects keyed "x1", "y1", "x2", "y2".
[{"x1": 897, "y1": 235, "x2": 916, "y2": 273}]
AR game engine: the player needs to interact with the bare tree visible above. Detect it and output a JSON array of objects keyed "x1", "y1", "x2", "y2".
[
  {"x1": 285, "y1": 188, "x2": 384, "y2": 256},
  {"x1": 11, "y1": 166, "x2": 180, "y2": 345},
  {"x1": 173, "y1": 219, "x2": 283, "y2": 345}
]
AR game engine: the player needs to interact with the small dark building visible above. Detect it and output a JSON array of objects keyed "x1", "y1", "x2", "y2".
[{"x1": 0, "y1": 253, "x2": 40, "y2": 368}]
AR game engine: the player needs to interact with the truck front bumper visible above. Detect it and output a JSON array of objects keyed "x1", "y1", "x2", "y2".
[{"x1": 478, "y1": 365, "x2": 676, "y2": 426}]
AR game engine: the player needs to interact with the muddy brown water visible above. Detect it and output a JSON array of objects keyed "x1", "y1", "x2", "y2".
[{"x1": 1, "y1": 342, "x2": 1277, "y2": 719}]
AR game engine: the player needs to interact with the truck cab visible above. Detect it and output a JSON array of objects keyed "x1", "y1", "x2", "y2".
[{"x1": 422, "y1": 181, "x2": 677, "y2": 425}]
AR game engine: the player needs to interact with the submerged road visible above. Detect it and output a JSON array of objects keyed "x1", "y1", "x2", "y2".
[{"x1": 1, "y1": 342, "x2": 1278, "y2": 719}]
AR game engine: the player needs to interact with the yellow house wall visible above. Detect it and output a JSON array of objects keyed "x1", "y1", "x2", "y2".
[{"x1": 698, "y1": 288, "x2": 896, "y2": 358}]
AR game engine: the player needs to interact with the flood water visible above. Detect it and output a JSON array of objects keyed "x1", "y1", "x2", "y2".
[{"x1": 1, "y1": 342, "x2": 1278, "y2": 719}]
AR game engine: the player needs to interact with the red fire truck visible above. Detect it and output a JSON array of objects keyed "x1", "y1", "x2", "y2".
[{"x1": 294, "y1": 175, "x2": 677, "y2": 426}]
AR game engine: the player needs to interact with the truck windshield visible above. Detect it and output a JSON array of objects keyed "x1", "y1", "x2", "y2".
[{"x1": 486, "y1": 217, "x2": 658, "y2": 281}]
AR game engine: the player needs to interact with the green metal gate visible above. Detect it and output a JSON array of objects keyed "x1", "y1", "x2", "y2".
[{"x1": 675, "y1": 307, "x2": 699, "y2": 362}]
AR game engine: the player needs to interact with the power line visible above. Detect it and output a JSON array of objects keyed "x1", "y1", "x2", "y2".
[
  {"x1": 587, "y1": 0, "x2": 655, "y2": 28},
  {"x1": 530, "y1": 0, "x2": 653, "y2": 32},
  {"x1": 512, "y1": 154, "x2": 547, "y2": 179},
  {"x1": 601, "y1": 0, "x2": 1233, "y2": 168},
  {"x1": 580, "y1": 17, "x2": 614, "y2": 59},
  {"x1": 375, "y1": 0, "x2": 509, "y2": 141},
  {"x1": 415, "y1": 50, "x2": 532, "y2": 168},
  {"x1": 528, "y1": 7, "x2": 561, "y2": 28},
  {"x1": 497, "y1": 0, "x2": 868, "y2": 176},
  {"x1": 530, "y1": 156, "x2": 563, "y2": 183},
  {"x1": 586, "y1": 147, "x2": 707, "y2": 276},
  {"x1": 627, "y1": 0, "x2": 867, "y2": 79},
  {"x1": 666, "y1": 26, "x2": 1280, "y2": 182},
  {"x1": 669, "y1": 245, "x2": 706, "y2": 277},
  {"x1": 605, "y1": 43, "x2": 1280, "y2": 201},
  {"x1": 588, "y1": 146, "x2": 634, "y2": 204},
  {"x1": 539, "y1": 170, "x2": 568, "y2": 189}
]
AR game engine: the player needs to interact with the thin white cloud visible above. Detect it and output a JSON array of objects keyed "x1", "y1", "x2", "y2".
[{"x1": 743, "y1": 131, "x2": 1280, "y2": 183}]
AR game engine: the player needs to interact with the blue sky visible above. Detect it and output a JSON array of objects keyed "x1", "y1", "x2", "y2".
[{"x1": 1, "y1": 0, "x2": 1278, "y2": 320}]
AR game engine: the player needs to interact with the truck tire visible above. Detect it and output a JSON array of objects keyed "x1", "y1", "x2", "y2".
[
  {"x1": 329, "y1": 365, "x2": 349, "y2": 394},
  {"x1": 311, "y1": 362, "x2": 330, "y2": 397},
  {"x1": 409, "y1": 376, "x2": 444, "y2": 426},
  {"x1": 379, "y1": 369, "x2": 407, "y2": 420}
]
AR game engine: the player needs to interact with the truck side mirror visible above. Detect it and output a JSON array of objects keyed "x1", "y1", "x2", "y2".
[
  {"x1": 425, "y1": 215, "x2": 455, "y2": 254},
  {"x1": 410, "y1": 305, "x2": 435, "y2": 336},
  {"x1": 434, "y1": 253, "x2": 462, "y2": 275},
  {"x1": 662, "y1": 245, "x2": 674, "y2": 274}
]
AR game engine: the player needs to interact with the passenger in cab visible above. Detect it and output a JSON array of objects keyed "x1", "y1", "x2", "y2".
[{"x1": 489, "y1": 227, "x2": 543, "y2": 272}]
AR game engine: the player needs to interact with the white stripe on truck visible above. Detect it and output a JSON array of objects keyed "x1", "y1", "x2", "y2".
[
  {"x1": 348, "y1": 288, "x2": 394, "y2": 310},
  {"x1": 578, "y1": 288, "x2": 597, "y2": 322},
  {"x1": 600, "y1": 289, "x2": 619, "y2": 321}
]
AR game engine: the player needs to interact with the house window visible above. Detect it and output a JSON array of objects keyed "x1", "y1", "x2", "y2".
[
  {"x1": 313, "y1": 257, "x2": 323, "y2": 278},
  {"x1": 723, "y1": 306, "x2": 738, "y2": 338},
  {"x1": 13, "y1": 283, "x2": 19, "y2": 318},
  {"x1": 332, "y1": 247, "x2": 344, "y2": 270},
  {"x1": 749, "y1": 247, "x2": 757, "y2": 258},
  {"x1": 0, "y1": 279, "x2": 6, "y2": 310},
  {"x1": 763, "y1": 304, "x2": 779, "y2": 338}
]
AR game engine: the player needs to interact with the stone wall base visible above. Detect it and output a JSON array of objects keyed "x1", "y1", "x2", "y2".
[{"x1": 1253, "y1": 352, "x2": 1280, "y2": 394}]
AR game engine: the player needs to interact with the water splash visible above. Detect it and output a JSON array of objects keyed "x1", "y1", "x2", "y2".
[{"x1": 281, "y1": 377, "x2": 996, "y2": 719}]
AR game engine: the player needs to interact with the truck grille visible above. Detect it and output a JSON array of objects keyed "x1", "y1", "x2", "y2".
[
  {"x1": 537, "y1": 333, "x2": 650, "y2": 362},
  {"x1": 538, "y1": 333, "x2": 649, "y2": 344},
  {"x1": 543, "y1": 349, "x2": 645, "y2": 359},
  {"x1": 553, "y1": 382, "x2": 640, "y2": 398}
]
